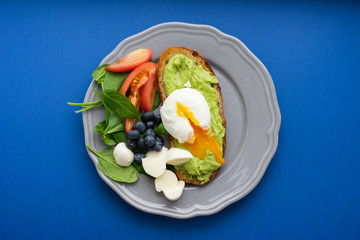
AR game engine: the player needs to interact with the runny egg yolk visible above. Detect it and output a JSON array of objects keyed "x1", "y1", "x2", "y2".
[{"x1": 176, "y1": 102, "x2": 224, "y2": 164}]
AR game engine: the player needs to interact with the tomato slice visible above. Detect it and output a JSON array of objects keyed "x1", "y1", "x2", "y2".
[
  {"x1": 140, "y1": 70, "x2": 157, "y2": 111},
  {"x1": 106, "y1": 49, "x2": 152, "y2": 73},
  {"x1": 120, "y1": 61, "x2": 157, "y2": 132},
  {"x1": 119, "y1": 62, "x2": 157, "y2": 95},
  {"x1": 124, "y1": 89, "x2": 141, "y2": 133}
]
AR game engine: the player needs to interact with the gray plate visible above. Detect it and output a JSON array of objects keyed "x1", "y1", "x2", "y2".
[{"x1": 83, "y1": 22, "x2": 281, "y2": 219}]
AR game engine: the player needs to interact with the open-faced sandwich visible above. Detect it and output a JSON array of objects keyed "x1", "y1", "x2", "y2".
[
  {"x1": 69, "y1": 46, "x2": 227, "y2": 201},
  {"x1": 157, "y1": 47, "x2": 226, "y2": 185}
]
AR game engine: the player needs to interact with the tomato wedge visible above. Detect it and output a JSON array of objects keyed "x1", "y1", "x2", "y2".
[
  {"x1": 119, "y1": 62, "x2": 157, "y2": 95},
  {"x1": 140, "y1": 70, "x2": 157, "y2": 111},
  {"x1": 105, "y1": 49, "x2": 152, "y2": 73},
  {"x1": 120, "y1": 61, "x2": 157, "y2": 132},
  {"x1": 124, "y1": 89, "x2": 141, "y2": 133}
]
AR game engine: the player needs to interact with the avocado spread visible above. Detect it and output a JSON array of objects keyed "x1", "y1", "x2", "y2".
[{"x1": 163, "y1": 54, "x2": 225, "y2": 184}]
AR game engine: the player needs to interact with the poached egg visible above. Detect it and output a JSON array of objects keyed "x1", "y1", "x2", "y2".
[{"x1": 160, "y1": 88, "x2": 224, "y2": 164}]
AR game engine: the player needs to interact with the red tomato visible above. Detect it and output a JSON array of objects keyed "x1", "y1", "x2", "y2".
[
  {"x1": 140, "y1": 71, "x2": 157, "y2": 111},
  {"x1": 120, "y1": 61, "x2": 157, "y2": 132},
  {"x1": 119, "y1": 62, "x2": 157, "y2": 95},
  {"x1": 124, "y1": 89, "x2": 141, "y2": 133},
  {"x1": 106, "y1": 49, "x2": 152, "y2": 73}
]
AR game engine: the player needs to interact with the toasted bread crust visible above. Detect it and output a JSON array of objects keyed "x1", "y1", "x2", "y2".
[{"x1": 157, "y1": 47, "x2": 226, "y2": 185}]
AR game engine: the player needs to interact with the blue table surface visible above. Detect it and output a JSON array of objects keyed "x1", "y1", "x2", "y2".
[{"x1": 1, "y1": 0, "x2": 359, "y2": 239}]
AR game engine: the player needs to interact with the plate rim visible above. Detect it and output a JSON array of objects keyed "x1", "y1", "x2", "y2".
[{"x1": 83, "y1": 22, "x2": 281, "y2": 219}]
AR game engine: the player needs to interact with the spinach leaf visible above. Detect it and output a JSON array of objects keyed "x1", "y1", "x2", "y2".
[
  {"x1": 94, "y1": 90, "x2": 112, "y2": 125},
  {"x1": 94, "y1": 121, "x2": 117, "y2": 146},
  {"x1": 94, "y1": 89, "x2": 104, "y2": 101},
  {"x1": 92, "y1": 65, "x2": 129, "y2": 91},
  {"x1": 95, "y1": 119, "x2": 126, "y2": 145},
  {"x1": 67, "y1": 100, "x2": 103, "y2": 113},
  {"x1": 94, "y1": 89, "x2": 104, "y2": 102},
  {"x1": 154, "y1": 123, "x2": 169, "y2": 136},
  {"x1": 87, "y1": 145, "x2": 138, "y2": 183},
  {"x1": 94, "y1": 90, "x2": 126, "y2": 143},
  {"x1": 103, "y1": 90, "x2": 138, "y2": 119},
  {"x1": 94, "y1": 120, "x2": 107, "y2": 135},
  {"x1": 104, "y1": 111, "x2": 124, "y2": 134},
  {"x1": 102, "y1": 71, "x2": 129, "y2": 91},
  {"x1": 92, "y1": 65, "x2": 108, "y2": 84},
  {"x1": 152, "y1": 90, "x2": 161, "y2": 110},
  {"x1": 96, "y1": 90, "x2": 124, "y2": 132},
  {"x1": 132, "y1": 161, "x2": 146, "y2": 175},
  {"x1": 112, "y1": 132, "x2": 128, "y2": 143}
]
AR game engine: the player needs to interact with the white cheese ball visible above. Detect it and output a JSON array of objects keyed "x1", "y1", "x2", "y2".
[
  {"x1": 142, "y1": 157, "x2": 166, "y2": 178},
  {"x1": 154, "y1": 170, "x2": 178, "y2": 192},
  {"x1": 163, "y1": 180, "x2": 185, "y2": 201},
  {"x1": 165, "y1": 148, "x2": 193, "y2": 165},
  {"x1": 113, "y1": 142, "x2": 134, "y2": 167}
]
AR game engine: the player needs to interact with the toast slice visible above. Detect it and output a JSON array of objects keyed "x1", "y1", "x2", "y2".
[{"x1": 157, "y1": 47, "x2": 226, "y2": 185}]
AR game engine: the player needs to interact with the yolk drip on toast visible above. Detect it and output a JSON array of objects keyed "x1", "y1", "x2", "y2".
[{"x1": 176, "y1": 102, "x2": 224, "y2": 164}]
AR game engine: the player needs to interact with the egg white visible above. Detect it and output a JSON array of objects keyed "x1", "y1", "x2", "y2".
[{"x1": 160, "y1": 88, "x2": 211, "y2": 143}]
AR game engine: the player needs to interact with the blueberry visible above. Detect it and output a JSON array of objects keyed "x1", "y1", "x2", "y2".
[
  {"x1": 144, "y1": 135, "x2": 155, "y2": 148},
  {"x1": 145, "y1": 128, "x2": 155, "y2": 137},
  {"x1": 134, "y1": 153, "x2": 146, "y2": 164},
  {"x1": 137, "y1": 138, "x2": 145, "y2": 148},
  {"x1": 127, "y1": 129, "x2": 140, "y2": 140},
  {"x1": 153, "y1": 141, "x2": 163, "y2": 151},
  {"x1": 154, "y1": 114, "x2": 161, "y2": 124},
  {"x1": 141, "y1": 111, "x2": 154, "y2": 122},
  {"x1": 146, "y1": 121, "x2": 155, "y2": 129},
  {"x1": 126, "y1": 139, "x2": 136, "y2": 150},
  {"x1": 133, "y1": 121, "x2": 146, "y2": 134},
  {"x1": 155, "y1": 135, "x2": 163, "y2": 143}
]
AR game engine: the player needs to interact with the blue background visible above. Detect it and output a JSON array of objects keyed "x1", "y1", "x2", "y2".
[{"x1": 1, "y1": 0, "x2": 359, "y2": 239}]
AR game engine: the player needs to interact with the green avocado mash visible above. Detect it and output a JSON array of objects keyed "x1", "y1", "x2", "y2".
[{"x1": 163, "y1": 54, "x2": 225, "y2": 184}]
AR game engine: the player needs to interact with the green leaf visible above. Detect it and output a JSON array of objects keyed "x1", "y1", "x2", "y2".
[
  {"x1": 92, "y1": 65, "x2": 108, "y2": 84},
  {"x1": 132, "y1": 161, "x2": 146, "y2": 175},
  {"x1": 94, "y1": 121, "x2": 117, "y2": 146},
  {"x1": 106, "y1": 123, "x2": 124, "y2": 134},
  {"x1": 95, "y1": 91, "x2": 113, "y2": 126},
  {"x1": 92, "y1": 64, "x2": 129, "y2": 91},
  {"x1": 154, "y1": 123, "x2": 169, "y2": 136},
  {"x1": 112, "y1": 132, "x2": 128, "y2": 143},
  {"x1": 104, "y1": 111, "x2": 124, "y2": 134},
  {"x1": 152, "y1": 90, "x2": 161, "y2": 110},
  {"x1": 102, "y1": 135, "x2": 117, "y2": 146},
  {"x1": 87, "y1": 145, "x2": 138, "y2": 183},
  {"x1": 94, "y1": 90, "x2": 126, "y2": 144},
  {"x1": 103, "y1": 90, "x2": 138, "y2": 119},
  {"x1": 104, "y1": 103, "x2": 112, "y2": 125},
  {"x1": 102, "y1": 71, "x2": 129, "y2": 91},
  {"x1": 94, "y1": 90, "x2": 104, "y2": 101},
  {"x1": 67, "y1": 100, "x2": 103, "y2": 113},
  {"x1": 67, "y1": 100, "x2": 102, "y2": 106},
  {"x1": 94, "y1": 120, "x2": 107, "y2": 134}
]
